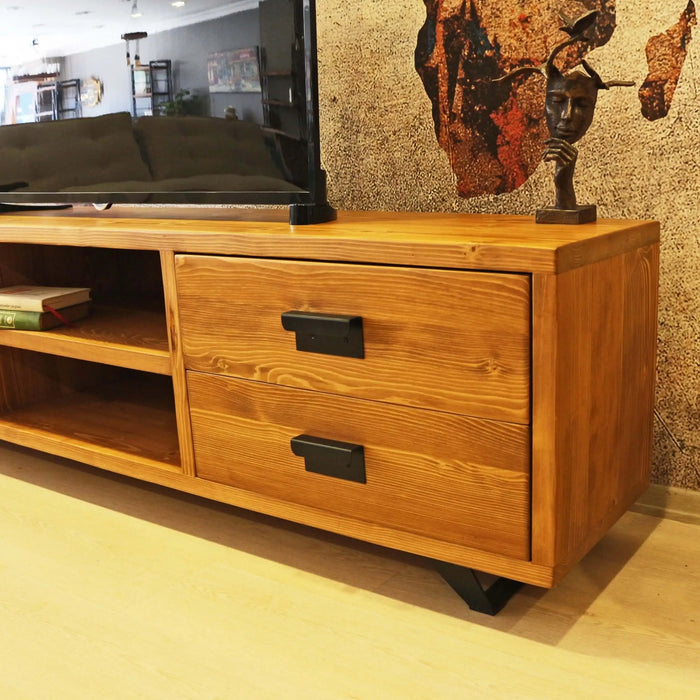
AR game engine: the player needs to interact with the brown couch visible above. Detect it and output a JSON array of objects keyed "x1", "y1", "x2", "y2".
[{"x1": 0, "y1": 111, "x2": 303, "y2": 196}]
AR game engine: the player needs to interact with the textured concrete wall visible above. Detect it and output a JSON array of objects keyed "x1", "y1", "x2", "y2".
[{"x1": 316, "y1": 0, "x2": 700, "y2": 489}]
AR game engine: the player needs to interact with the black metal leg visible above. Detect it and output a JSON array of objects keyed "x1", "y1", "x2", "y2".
[{"x1": 434, "y1": 561, "x2": 523, "y2": 615}]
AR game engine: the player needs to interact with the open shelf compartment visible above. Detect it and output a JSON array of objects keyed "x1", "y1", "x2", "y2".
[
  {"x1": 0, "y1": 350, "x2": 181, "y2": 474},
  {"x1": 0, "y1": 244, "x2": 169, "y2": 373}
]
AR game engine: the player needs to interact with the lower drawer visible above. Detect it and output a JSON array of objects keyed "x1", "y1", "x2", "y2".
[{"x1": 188, "y1": 372, "x2": 531, "y2": 561}]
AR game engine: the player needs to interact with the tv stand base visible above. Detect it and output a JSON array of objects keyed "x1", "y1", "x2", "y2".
[
  {"x1": 0, "y1": 203, "x2": 72, "y2": 214},
  {"x1": 433, "y1": 561, "x2": 524, "y2": 615},
  {"x1": 289, "y1": 201, "x2": 338, "y2": 225}
]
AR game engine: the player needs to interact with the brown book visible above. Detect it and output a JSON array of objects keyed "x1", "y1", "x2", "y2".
[{"x1": 0, "y1": 285, "x2": 91, "y2": 312}]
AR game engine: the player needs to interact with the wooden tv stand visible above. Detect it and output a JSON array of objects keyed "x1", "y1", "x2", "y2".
[{"x1": 0, "y1": 208, "x2": 659, "y2": 613}]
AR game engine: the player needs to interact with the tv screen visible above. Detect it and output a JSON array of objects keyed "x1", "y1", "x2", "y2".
[{"x1": 0, "y1": 0, "x2": 334, "y2": 222}]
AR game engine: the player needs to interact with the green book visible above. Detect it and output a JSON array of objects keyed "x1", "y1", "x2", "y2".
[{"x1": 0, "y1": 303, "x2": 90, "y2": 331}]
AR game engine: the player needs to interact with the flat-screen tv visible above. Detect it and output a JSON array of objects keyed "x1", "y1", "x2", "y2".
[{"x1": 0, "y1": 0, "x2": 334, "y2": 223}]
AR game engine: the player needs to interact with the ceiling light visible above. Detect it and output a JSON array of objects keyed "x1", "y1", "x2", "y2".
[
  {"x1": 171, "y1": 1, "x2": 186, "y2": 7},
  {"x1": 131, "y1": 1, "x2": 142, "y2": 18}
]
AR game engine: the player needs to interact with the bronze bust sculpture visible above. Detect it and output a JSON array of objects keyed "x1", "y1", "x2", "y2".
[
  {"x1": 543, "y1": 68, "x2": 599, "y2": 216},
  {"x1": 497, "y1": 11, "x2": 633, "y2": 224}
]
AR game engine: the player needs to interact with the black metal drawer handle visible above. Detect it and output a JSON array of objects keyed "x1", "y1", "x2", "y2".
[
  {"x1": 290, "y1": 434, "x2": 366, "y2": 484},
  {"x1": 281, "y1": 311, "x2": 364, "y2": 358}
]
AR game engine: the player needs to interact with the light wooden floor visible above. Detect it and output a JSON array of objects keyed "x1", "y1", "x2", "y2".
[{"x1": 1, "y1": 443, "x2": 698, "y2": 699}]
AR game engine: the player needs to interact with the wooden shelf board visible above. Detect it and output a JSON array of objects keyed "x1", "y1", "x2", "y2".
[
  {"x1": 262, "y1": 99, "x2": 296, "y2": 108},
  {"x1": 261, "y1": 126, "x2": 303, "y2": 141},
  {"x1": 0, "y1": 305, "x2": 171, "y2": 375},
  {"x1": 0, "y1": 211, "x2": 659, "y2": 275},
  {"x1": 0, "y1": 380, "x2": 180, "y2": 473}
]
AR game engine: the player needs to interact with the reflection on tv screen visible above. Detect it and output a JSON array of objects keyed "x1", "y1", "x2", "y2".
[{"x1": 0, "y1": 0, "x2": 320, "y2": 206}]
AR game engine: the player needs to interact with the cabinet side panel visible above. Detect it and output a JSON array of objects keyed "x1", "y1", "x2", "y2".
[
  {"x1": 160, "y1": 251, "x2": 196, "y2": 476},
  {"x1": 531, "y1": 272, "x2": 559, "y2": 566},
  {"x1": 620, "y1": 244, "x2": 660, "y2": 490},
  {"x1": 532, "y1": 244, "x2": 659, "y2": 574}
]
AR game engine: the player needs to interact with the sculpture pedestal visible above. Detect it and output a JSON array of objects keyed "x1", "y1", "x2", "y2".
[{"x1": 536, "y1": 204, "x2": 597, "y2": 225}]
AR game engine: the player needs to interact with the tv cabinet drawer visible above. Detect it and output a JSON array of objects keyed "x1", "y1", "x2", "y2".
[
  {"x1": 187, "y1": 371, "x2": 531, "y2": 560},
  {"x1": 176, "y1": 255, "x2": 531, "y2": 424}
]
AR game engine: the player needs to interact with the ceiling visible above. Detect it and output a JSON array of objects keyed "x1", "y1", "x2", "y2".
[{"x1": 0, "y1": 0, "x2": 257, "y2": 66}]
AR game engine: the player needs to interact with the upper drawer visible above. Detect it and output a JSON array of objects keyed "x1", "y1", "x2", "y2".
[{"x1": 175, "y1": 256, "x2": 531, "y2": 424}]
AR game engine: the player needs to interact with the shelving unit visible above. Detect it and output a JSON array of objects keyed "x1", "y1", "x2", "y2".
[
  {"x1": 35, "y1": 82, "x2": 57, "y2": 121},
  {"x1": 0, "y1": 208, "x2": 660, "y2": 613},
  {"x1": 0, "y1": 369, "x2": 181, "y2": 473},
  {"x1": 130, "y1": 60, "x2": 173, "y2": 117},
  {"x1": 0, "y1": 242, "x2": 178, "y2": 476},
  {"x1": 260, "y1": 48, "x2": 304, "y2": 139},
  {"x1": 259, "y1": 42, "x2": 307, "y2": 184},
  {"x1": 148, "y1": 60, "x2": 173, "y2": 116},
  {"x1": 57, "y1": 79, "x2": 82, "y2": 119},
  {"x1": 131, "y1": 65, "x2": 152, "y2": 117},
  {"x1": 261, "y1": 69, "x2": 296, "y2": 122}
]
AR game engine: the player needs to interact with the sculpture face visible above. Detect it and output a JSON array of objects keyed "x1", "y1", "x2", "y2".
[{"x1": 545, "y1": 71, "x2": 599, "y2": 143}]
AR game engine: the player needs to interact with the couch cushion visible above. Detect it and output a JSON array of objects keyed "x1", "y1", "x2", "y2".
[
  {"x1": 0, "y1": 112, "x2": 152, "y2": 191},
  {"x1": 133, "y1": 116, "x2": 286, "y2": 182}
]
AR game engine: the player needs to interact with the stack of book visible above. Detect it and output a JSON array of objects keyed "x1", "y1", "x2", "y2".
[{"x1": 0, "y1": 285, "x2": 91, "y2": 331}]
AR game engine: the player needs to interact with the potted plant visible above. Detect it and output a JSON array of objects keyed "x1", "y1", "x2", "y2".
[{"x1": 159, "y1": 89, "x2": 201, "y2": 116}]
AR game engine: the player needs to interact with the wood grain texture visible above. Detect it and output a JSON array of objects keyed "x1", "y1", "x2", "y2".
[
  {"x1": 0, "y1": 437, "x2": 551, "y2": 585},
  {"x1": 0, "y1": 210, "x2": 661, "y2": 590},
  {"x1": 160, "y1": 251, "x2": 196, "y2": 476},
  {"x1": 0, "y1": 209, "x2": 660, "y2": 274},
  {"x1": 0, "y1": 242, "x2": 170, "y2": 373},
  {"x1": 176, "y1": 255, "x2": 531, "y2": 424},
  {"x1": 531, "y1": 244, "x2": 659, "y2": 577},
  {"x1": 0, "y1": 243, "x2": 166, "y2": 310},
  {"x1": 187, "y1": 373, "x2": 531, "y2": 560},
  {"x1": 0, "y1": 346, "x2": 123, "y2": 413},
  {"x1": 0, "y1": 373, "x2": 180, "y2": 472},
  {"x1": 0, "y1": 305, "x2": 171, "y2": 375}
]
